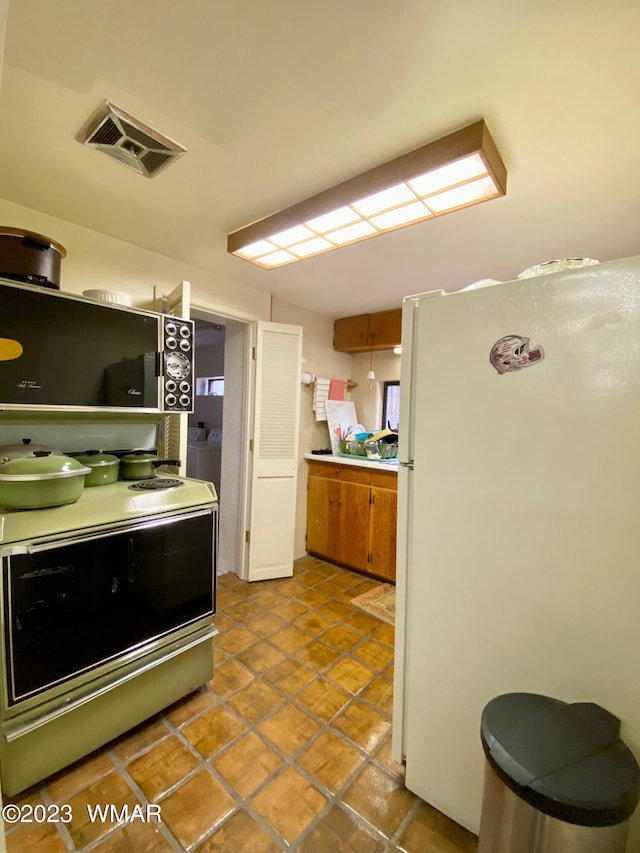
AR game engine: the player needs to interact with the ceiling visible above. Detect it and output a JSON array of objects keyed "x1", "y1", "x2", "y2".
[{"x1": 1, "y1": 0, "x2": 640, "y2": 319}]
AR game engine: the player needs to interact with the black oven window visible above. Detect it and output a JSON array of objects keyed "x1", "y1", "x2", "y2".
[
  {"x1": 382, "y1": 381, "x2": 400, "y2": 431},
  {"x1": 3, "y1": 511, "x2": 214, "y2": 704}
]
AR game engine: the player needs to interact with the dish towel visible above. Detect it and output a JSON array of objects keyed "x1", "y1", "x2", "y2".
[
  {"x1": 328, "y1": 379, "x2": 346, "y2": 401},
  {"x1": 313, "y1": 377, "x2": 330, "y2": 421}
]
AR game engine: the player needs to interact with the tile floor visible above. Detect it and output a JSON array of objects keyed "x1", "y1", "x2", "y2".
[{"x1": 3, "y1": 556, "x2": 478, "y2": 852}]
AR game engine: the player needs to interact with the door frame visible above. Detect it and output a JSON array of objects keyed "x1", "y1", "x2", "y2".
[{"x1": 190, "y1": 303, "x2": 254, "y2": 579}]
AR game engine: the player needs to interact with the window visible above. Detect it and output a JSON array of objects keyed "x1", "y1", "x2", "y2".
[
  {"x1": 382, "y1": 381, "x2": 400, "y2": 430},
  {"x1": 195, "y1": 376, "x2": 224, "y2": 397}
]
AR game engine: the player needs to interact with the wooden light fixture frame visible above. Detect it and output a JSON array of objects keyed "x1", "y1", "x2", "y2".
[{"x1": 227, "y1": 120, "x2": 507, "y2": 265}]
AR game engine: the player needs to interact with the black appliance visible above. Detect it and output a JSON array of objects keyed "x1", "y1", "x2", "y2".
[{"x1": 0, "y1": 277, "x2": 194, "y2": 413}]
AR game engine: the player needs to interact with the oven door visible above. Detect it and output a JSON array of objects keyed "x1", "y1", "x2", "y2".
[{"x1": 1, "y1": 507, "x2": 215, "y2": 711}]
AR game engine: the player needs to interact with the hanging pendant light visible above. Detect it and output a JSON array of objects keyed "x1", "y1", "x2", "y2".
[{"x1": 367, "y1": 350, "x2": 375, "y2": 389}]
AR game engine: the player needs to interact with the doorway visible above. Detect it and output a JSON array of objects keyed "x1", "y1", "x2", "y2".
[{"x1": 190, "y1": 308, "x2": 251, "y2": 577}]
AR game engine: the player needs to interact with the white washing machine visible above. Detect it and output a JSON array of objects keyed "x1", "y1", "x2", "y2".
[{"x1": 187, "y1": 428, "x2": 222, "y2": 498}]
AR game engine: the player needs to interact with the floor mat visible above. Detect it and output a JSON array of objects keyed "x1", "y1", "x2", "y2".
[{"x1": 351, "y1": 583, "x2": 395, "y2": 626}]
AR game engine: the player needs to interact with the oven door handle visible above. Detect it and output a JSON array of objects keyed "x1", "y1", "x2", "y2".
[{"x1": 10, "y1": 507, "x2": 214, "y2": 554}]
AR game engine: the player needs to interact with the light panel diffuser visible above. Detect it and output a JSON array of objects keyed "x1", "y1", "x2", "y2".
[{"x1": 228, "y1": 120, "x2": 507, "y2": 269}]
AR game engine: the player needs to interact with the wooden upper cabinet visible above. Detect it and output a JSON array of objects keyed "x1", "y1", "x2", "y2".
[{"x1": 333, "y1": 309, "x2": 401, "y2": 353}]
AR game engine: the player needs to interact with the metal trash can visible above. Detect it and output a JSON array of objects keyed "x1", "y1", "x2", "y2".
[{"x1": 478, "y1": 693, "x2": 640, "y2": 853}]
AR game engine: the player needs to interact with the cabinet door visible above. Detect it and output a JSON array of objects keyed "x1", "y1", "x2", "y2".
[
  {"x1": 333, "y1": 314, "x2": 369, "y2": 352},
  {"x1": 334, "y1": 481, "x2": 370, "y2": 569},
  {"x1": 306, "y1": 474, "x2": 334, "y2": 558},
  {"x1": 369, "y1": 486, "x2": 397, "y2": 581},
  {"x1": 368, "y1": 309, "x2": 402, "y2": 350}
]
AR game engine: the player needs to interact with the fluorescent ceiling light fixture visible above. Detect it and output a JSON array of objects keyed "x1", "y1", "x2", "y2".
[{"x1": 228, "y1": 120, "x2": 507, "y2": 269}]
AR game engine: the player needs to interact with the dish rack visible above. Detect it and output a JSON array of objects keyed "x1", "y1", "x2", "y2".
[{"x1": 340, "y1": 438, "x2": 398, "y2": 459}]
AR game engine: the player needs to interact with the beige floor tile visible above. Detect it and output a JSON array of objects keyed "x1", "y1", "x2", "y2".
[
  {"x1": 181, "y1": 706, "x2": 246, "y2": 758},
  {"x1": 218, "y1": 573, "x2": 252, "y2": 595},
  {"x1": 270, "y1": 578, "x2": 310, "y2": 598},
  {"x1": 126, "y1": 735, "x2": 200, "y2": 802},
  {"x1": 296, "y1": 730, "x2": 364, "y2": 794},
  {"x1": 258, "y1": 704, "x2": 320, "y2": 755},
  {"x1": 164, "y1": 688, "x2": 217, "y2": 727},
  {"x1": 215, "y1": 625, "x2": 259, "y2": 655},
  {"x1": 215, "y1": 588, "x2": 245, "y2": 611},
  {"x1": 195, "y1": 810, "x2": 282, "y2": 852},
  {"x1": 396, "y1": 800, "x2": 478, "y2": 853},
  {"x1": 249, "y1": 588, "x2": 288, "y2": 609},
  {"x1": 235, "y1": 640, "x2": 287, "y2": 674},
  {"x1": 46, "y1": 751, "x2": 116, "y2": 802},
  {"x1": 5, "y1": 820, "x2": 68, "y2": 853},
  {"x1": 297, "y1": 804, "x2": 386, "y2": 853},
  {"x1": 333, "y1": 700, "x2": 392, "y2": 753},
  {"x1": 159, "y1": 770, "x2": 235, "y2": 849},
  {"x1": 65, "y1": 772, "x2": 139, "y2": 849},
  {"x1": 294, "y1": 639, "x2": 341, "y2": 671},
  {"x1": 292, "y1": 609, "x2": 335, "y2": 635},
  {"x1": 90, "y1": 821, "x2": 173, "y2": 852},
  {"x1": 373, "y1": 737, "x2": 406, "y2": 781},
  {"x1": 250, "y1": 766, "x2": 327, "y2": 845},
  {"x1": 262, "y1": 658, "x2": 315, "y2": 695},
  {"x1": 344, "y1": 609, "x2": 381, "y2": 633},
  {"x1": 320, "y1": 624, "x2": 363, "y2": 651},
  {"x1": 243, "y1": 611, "x2": 287, "y2": 639},
  {"x1": 326, "y1": 658, "x2": 375, "y2": 694},
  {"x1": 212, "y1": 732, "x2": 282, "y2": 797},
  {"x1": 361, "y1": 675, "x2": 394, "y2": 716},
  {"x1": 373, "y1": 623, "x2": 395, "y2": 647},
  {"x1": 295, "y1": 678, "x2": 351, "y2": 722},
  {"x1": 270, "y1": 598, "x2": 309, "y2": 622},
  {"x1": 209, "y1": 658, "x2": 254, "y2": 698},
  {"x1": 224, "y1": 598, "x2": 263, "y2": 623},
  {"x1": 352, "y1": 639, "x2": 394, "y2": 671},
  {"x1": 295, "y1": 587, "x2": 332, "y2": 607},
  {"x1": 226, "y1": 679, "x2": 284, "y2": 724},
  {"x1": 342, "y1": 763, "x2": 416, "y2": 840},
  {"x1": 316, "y1": 599, "x2": 354, "y2": 621},
  {"x1": 212, "y1": 612, "x2": 237, "y2": 633},
  {"x1": 349, "y1": 578, "x2": 380, "y2": 596},
  {"x1": 308, "y1": 561, "x2": 343, "y2": 578},
  {"x1": 269, "y1": 625, "x2": 314, "y2": 653},
  {"x1": 297, "y1": 569, "x2": 331, "y2": 587}
]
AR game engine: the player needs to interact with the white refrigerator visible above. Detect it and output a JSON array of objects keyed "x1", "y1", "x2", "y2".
[{"x1": 392, "y1": 256, "x2": 640, "y2": 852}]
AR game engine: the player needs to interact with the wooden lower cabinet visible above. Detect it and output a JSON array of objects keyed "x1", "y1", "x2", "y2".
[{"x1": 306, "y1": 460, "x2": 397, "y2": 581}]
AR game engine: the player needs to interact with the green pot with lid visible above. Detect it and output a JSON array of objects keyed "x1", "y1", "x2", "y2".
[
  {"x1": 73, "y1": 452, "x2": 120, "y2": 487},
  {"x1": 0, "y1": 453, "x2": 91, "y2": 509}
]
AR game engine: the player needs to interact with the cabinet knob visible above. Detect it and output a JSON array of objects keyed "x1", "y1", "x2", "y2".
[{"x1": 329, "y1": 498, "x2": 334, "y2": 504}]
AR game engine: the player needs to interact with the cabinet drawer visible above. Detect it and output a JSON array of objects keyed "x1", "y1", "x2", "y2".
[
  {"x1": 371, "y1": 470, "x2": 398, "y2": 490},
  {"x1": 307, "y1": 461, "x2": 372, "y2": 484}
]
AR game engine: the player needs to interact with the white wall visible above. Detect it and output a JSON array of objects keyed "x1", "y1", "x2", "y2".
[
  {"x1": 349, "y1": 349, "x2": 401, "y2": 432},
  {"x1": 0, "y1": 198, "x2": 271, "y2": 320},
  {"x1": 271, "y1": 298, "x2": 351, "y2": 558}
]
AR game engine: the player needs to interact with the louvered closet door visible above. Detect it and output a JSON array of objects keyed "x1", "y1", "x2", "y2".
[{"x1": 247, "y1": 322, "x2": 302, "y2": 581}]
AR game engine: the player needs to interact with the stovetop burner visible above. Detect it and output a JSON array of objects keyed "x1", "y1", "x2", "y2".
[{"x1": 128, "y1": 478, "x2": 185, "y2": 491}]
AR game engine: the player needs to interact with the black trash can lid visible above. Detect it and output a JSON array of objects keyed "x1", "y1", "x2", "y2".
[{"x1": 481, "y1": 693, "x2": 640, "y2": 827}]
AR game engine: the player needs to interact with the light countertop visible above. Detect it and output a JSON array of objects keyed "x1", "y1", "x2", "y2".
[{"x1": 304, "y1": 453, "x2": 399, "y2": 473}]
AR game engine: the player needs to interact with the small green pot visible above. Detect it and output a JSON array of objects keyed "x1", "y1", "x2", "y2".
[
  {"x1": 74, "y1": 453, "x2": 120, "y2": 487},
  {"x1": 0, "y1": 455, "x2": 91, "y2": 509},
  {"x1": 119, "y1": 454, "x2": 181, "y2": 480}
]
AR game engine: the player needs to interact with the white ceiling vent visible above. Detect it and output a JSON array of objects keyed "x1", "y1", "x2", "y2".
[{"x1": 77, "y1": 101, "x2": 186, "y2": 178}]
